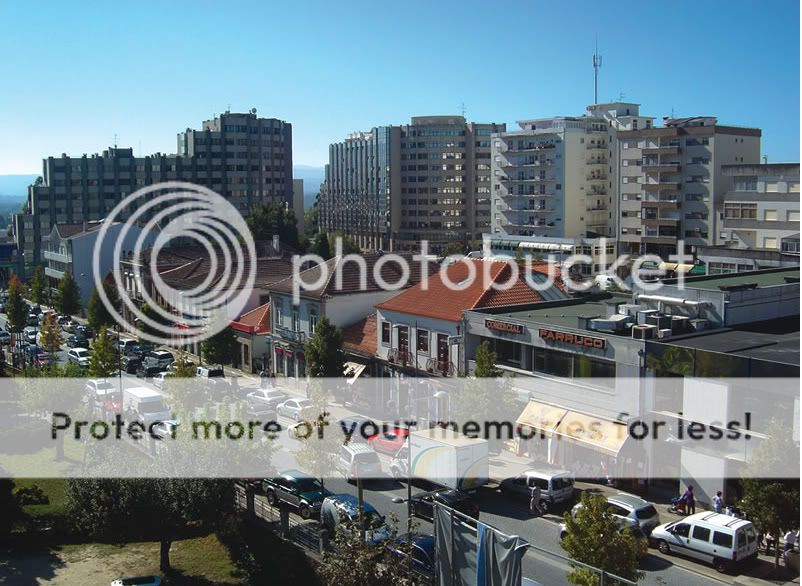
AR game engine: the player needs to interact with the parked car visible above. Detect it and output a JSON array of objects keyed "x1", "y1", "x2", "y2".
[
  {"x1": 572, "y1": 493, "x2": 661, "y2": 536},
  {"x1": 85, "y1": 379, "x2": 122, "y2": 415},
  {"x1": 66, "y1": 334, "x2": 90, "y2": 348},
  {"x1": 337, "y1": 415, "x2": 377, "y2": 444},
  {"x1": 0, "y1": 330, "x2": 11, "y2": 344},
  {"x1": 196, "y1": 365, "x2": 231, "y2": 399},
  {"x1": 136, "y1": 364, "x2": 163, "y2": 379},
  {"x1": 75, "y1": 325, "x2": 95, "y2": 339},
  {"x1": 246, "y1": 388, "x2": 289, "y2": 410},
  {"x1": 498, "y1": 468, "x2": 575, "y2": 513},
  {"x1": 124, "y1": 344, "x2": 149, "y2": 358},
  {"x1": 276, "y1": 398, "x2": 314, "y2": 421},
  {"x1": 67, "y1": 347, "x2": 92, "y2": 368},
  {"x1": 262, "y1": 469, "x2": 332, "y2": 520},
  {"x1": 150, "y1": 420, "x2": 180, "y2": 441},
  {"x1": 57, "y1": 315, "x2": 71, "y2": 326},
  {"x1": 121, "y1": 355, "x2": 142, "y2": 374},
  {"x1": 385, "y1": 534, "x2": 435, "y2": 583},
  {"x1": 650, "y1": 512, "x2": 759, "y2": 573},
  {"x1": 338, "y1": 443, "x2": 383, "y2": 482},
  {"x1": 245, "y1": 402, "x2": 277, "y2": 421},
  {"x1": 320, "y1": 494, "x2": 390, "y2": 543},
  {"x1": 34, "y1": 353, "x2": 53, "y2": 368},
  {"x1": 152, "y1": 372, "x2": 169, "y2": 390},
  {"x1": 26, "y1": 314, "x2": 40, "y2": 326},
  {"x1": 144, "y1": 350, "x2": 174, "y2": 369},
  {"x1": 409, "y1": 489, "x2": 480, "y2": 522},
  {"x1": 368, "y1": 427, "x2": 409, "y2": 455},
  {"x1": 118, "y1": 338, "x2": 139, "y2": 353},
  {"x1": 23, "y1": 326, "x2": 38, "y2": 344}
]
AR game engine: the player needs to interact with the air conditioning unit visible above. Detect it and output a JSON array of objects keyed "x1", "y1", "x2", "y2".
[
  {"x1": 671, "y1": 315, "x2": 690, "y2": 333},
  {"x1": 646, "y1": 314, "x2": 672, "y2": 330},
  {"x1": 689, "y1": 319, "x2": 710, "y2": 331},
  {"x1": 632, "y1": 324, "x2": 658, "y2": 340},
  {"x1": 657, "y1": 328, "x2": 673, "y2": 339},
  {"x1": 619, "y1": 304, "x2": 644, "y2": 318},
  {"x1": 637, "y1": 309, "x2": 659, "y2": 325}
]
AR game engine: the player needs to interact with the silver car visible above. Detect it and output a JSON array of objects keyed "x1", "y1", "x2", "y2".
[
  {"x1": 277, "y1": 398, "x2": 313, "y2": 421},
  {"x1": 572, "y1": 493, "x2": 661, "y2": 535}
]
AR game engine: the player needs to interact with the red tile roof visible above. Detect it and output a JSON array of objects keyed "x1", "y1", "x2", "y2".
[
  {"x1": 230, "y1": 302, "x2": 271, "y2": 334},
  {"x1": 376, "y1": 259, "x2": 565, "y2": 322},
  {"x1": 342, "y1": 315, "x2": 378, "y2": 357}
]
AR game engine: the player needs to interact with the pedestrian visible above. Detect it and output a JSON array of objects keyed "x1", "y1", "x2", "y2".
[
  {"x1": 529, "y1": 484, "x2": 543, "y2": 516},
  {"x1": 260, "y1": 369, "x2": 268, "y2": 389},
  {"x1": 784, "y1": 528, "x2": 796, "y2": 553},
  {"x1": 713, "y1": 490, "x2": 723, "y2": 514},
  {"x1": 682, "y1": 484, "x2": 695, "y2": 515}
]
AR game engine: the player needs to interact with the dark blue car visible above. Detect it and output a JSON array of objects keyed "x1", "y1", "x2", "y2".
[{"x1": 386, "y1": 533, "x2": 435, "y2": 583}]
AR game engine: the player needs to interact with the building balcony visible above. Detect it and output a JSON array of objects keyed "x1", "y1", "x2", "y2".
[
  {"x1": 499, "y1": 192, "x2": 555, "y2": 199},
  {"x1": 504, "y1": 143, "x2": 557, "y2": 153},
  {"x1": 586, "y1": 205, "x2": 608, "y2": 212},
  {"x1": 274, "y1": 326, "x2": 306, "y2": 344},
  {"x1": 499, "y1": 159, "x2": 553, "y2": 168},
  {"x1": 586, "y1": 158, "x2": 607, "y2": 166},
  {"x1": 642, "y1": 163, "x2": 681, "y2": 173},
  {"x1": 387, "y1": 348, "x2": 415, "y2": 367},
  {"x1": 586, "y1": 143, "x2": 607, "y2": 150},
  {"x1": 43, "y1": 250, "x2": 71, "y2": 264},
  {"x1": 587, "y1": 174, "x2": 608, "y2": 181},
  {"x1": 642, "y1": 217, "x2": 680, "y2": 227},
  {"x1": 643, "y1": 182, "x2": 682, "y2": 192},
  {"x1": 501, "y1": 176, "x2": 554, "y2": 183},
  {"x1": 642, "y1": 146, "x2": 681, "y2": 156},
  {"x1": 499, "y1": 220, "x2": 557, "y2": 229},
  {"x1": 589, "y1": 188, "x2": 608, "y2": 196}
]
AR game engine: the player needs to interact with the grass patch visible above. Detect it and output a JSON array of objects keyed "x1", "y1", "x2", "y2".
[
  {"x1": 57, "y1": 534, "x2": 238, "y2": 585},
  {"x1": 14, "y1": 478, "x2": 68, "y2": 518}
]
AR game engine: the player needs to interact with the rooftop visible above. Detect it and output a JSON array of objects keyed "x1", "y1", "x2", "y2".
[
  {"x1": 376, "y1": 259, "x2": 567, "y2": 323},
  {"x1": 667, "y1": 267, "x2": 800, "y2": 291},
  {"x1": 485, "y1": 294, "x2": 631, "y2": 329},
  {"x1": 667, "y1": 318, "x2": 800, "y2": 366},
  {"x1": 342, "y1": 315, "x2": 378, "y2": 357}
]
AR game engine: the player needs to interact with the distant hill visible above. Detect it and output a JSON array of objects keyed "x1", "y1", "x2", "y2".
[
  {"x1": 293, "y1": 165, "x2": 324, "y2": 209},
  {"x1": 0, "y1": 175, "x2": 37, "y2": 198}
]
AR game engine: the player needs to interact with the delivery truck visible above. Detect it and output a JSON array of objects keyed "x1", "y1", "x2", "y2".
[
  {"x1": 389, "y1": 428, "x2": 489, "y2": 492},
  {"x1": 123, "y1": 386, "x2": 171, "y2": 427}
]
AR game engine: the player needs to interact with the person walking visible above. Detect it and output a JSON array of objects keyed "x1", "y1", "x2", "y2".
[
  {"x1": 529, "y1": 484, "x2": 543, "y2": 516},
  {"x1": 713, "y1": 490, "x2": 723, "y2": 514},
  {"x1": 682, "y1": 485, "x2": 695, "y2": 515}
]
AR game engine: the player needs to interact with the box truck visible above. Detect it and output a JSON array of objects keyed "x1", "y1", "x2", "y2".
[
  {"x1": 389, "y1": 428, "x2": 489, "y2": 492},
  {"x1": 123, "y1": 386, "x2": 171, "y2": 426}
]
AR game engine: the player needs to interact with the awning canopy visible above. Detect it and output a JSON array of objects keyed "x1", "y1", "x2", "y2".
[
  {"x1": 516, "y1": 400, "x2": 567, "y2": 437},
  {"x1": 658, "y1": 262, "x2": 695, "y2": 274},
  {"x1": 344, "y1": 361, "x2": 367, "y2": 385},
  {"x1": 554, "y1": 411, "x2": 629, "y2": 457}
]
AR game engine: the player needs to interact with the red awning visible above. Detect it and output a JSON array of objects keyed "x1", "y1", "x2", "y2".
[{"x1": 274, "y1": 347, "x2": 282, "y2": 354}]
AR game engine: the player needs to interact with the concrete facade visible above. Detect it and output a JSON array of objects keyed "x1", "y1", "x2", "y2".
[
  {"x1": 319, "y1": 116, "x2": 506, "y2": 251},
  {"x1": 13, "y1": 111, "x2": 293, "y2": 265}
]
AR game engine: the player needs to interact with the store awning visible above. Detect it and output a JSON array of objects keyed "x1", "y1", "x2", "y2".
[
  {"x1": 344, "y1": 361, "x2": 367, "y2": 385},
  {"x1": 658, "y1": 262, "x2": 695, "y2": 274},
  {"x1": 554, "y1": 411, "x2": 629, "y2": 457},
  {"x1": 516, "y1": 400, "x2": 568, "y2": 437}
]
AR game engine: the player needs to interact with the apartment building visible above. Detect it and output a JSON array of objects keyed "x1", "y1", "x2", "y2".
[
  {"x1": 13, "y1": 111, "x2": 293, "y2": 266},
  {"x1": 617, "y1": 117, "x2": 761, "y2": 257},
  {"x1": 318, "y1": 116, "x2": 505, "y2": 251},
  {"x1": 491, "y1": 103, "x2": 654, "y2": 241}
]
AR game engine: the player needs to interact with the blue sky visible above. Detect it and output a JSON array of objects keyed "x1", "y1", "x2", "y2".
[{"x1": 0, "y1": 0, "x2": 798, "y2": 174}]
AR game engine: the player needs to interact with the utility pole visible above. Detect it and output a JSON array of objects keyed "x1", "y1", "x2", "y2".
[{"x1": 592, "y1": 40, "x2": 602, "y2": 105}]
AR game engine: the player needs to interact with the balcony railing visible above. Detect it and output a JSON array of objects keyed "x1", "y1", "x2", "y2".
[
  {"x1": 274, "y1": 326, "x2": 306, "y2": 344},
  {"x1": 425, "y1": 357, "x2": 456, "y2": 376},
  {"x1": 387, "y1": 348, "x2": 414, "y2": 367}
]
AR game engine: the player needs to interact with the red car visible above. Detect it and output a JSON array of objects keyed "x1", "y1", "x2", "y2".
[{"x1": 368, "y1": 427, "x2": 409, "y2": 455}]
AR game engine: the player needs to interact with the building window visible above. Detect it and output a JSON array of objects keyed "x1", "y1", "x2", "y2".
[
  {"x1": 381, "y1": 321, "x2": 391, "y2": 345},
  {"x1": 789, "y1": 182, "x2": 800, "y2": 193},
  {"x1": 764, "y1": 209, "x2": 777, "y2": 221},
  {"x1": 275, "y1": 301, "x2": 284, "y2": 326},
  {"x1": 763, "y1": 237, "x2": 778, "y2": 249},
  {"x1": 787, "y1": 210, "x2": 800, "y2": 222},
  {"x1": 765, "y1": 182, "x2": 779, "y2": 193},
  {"x1": 292, "y1": 309, "x2": 299, "y2": 332},
  {"x1": 309, "y1": 311, "x2": 318, "y2": 334},
  {"x1": 708, "y1": 262, "x2": 737, "y2": 275},
  {"x1": 734, "y1": 177, "x2": 758, "y2": 192},
  {"x1": 724, "y1": 203, "x2": 757, "y2": 219},
  {"x1": 416, "y1": 328, "x2": 429, "y2": 353}
]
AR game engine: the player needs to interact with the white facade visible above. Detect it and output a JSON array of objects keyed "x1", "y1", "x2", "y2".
[{"x1": 375, "y1": 308, "x2": 460, "y2": 375}]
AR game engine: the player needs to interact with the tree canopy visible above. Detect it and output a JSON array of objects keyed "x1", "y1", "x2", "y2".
[
  {"x1": 53, "y1": 271, "x2": 81, "y2": 317},
  {"x1": 201, "y1": 326, "x2": 238, "y2": 366},
  {"x1": 474, "y1": 340, "x2": 501, "y2": 378},
  {"x1": 305, "y1": 316, "x2": 345, "y2": 378},
  {"x1": 87, "y1": 279, "x2": 121, "y2": 331},
  {"x1": 246, "y1": 202, "x2": 300, "y2": 249},
  {"x1": 28, "y1": 265, "x2": 48, "y2": 305},
  {"x1": 38, "y1": 313, "x2": 63, "y2": 354},
  {"x1": 87, "y1": 327, "x2": 119, "y2": 378},
  {"x1": 309, "y1": 233, "x2": 332, "y2": 260},
  {"x1": 6, "y1": 275, "x2": 28, "y2": 333}
]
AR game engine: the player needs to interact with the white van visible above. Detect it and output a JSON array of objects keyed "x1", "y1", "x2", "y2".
[
  {"x1": 123, "y1": 386, "x2": 171, "y2": 426},
  {"x1": 651, "y1": 512, "x2": 758, "y2": 573}
]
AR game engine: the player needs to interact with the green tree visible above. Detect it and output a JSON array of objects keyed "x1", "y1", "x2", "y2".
[
  {"x1": 303, "y1": 205, "x2": 319, "y2": 239},
  {"x1": 87, "y1": 327, "x2": 119, "y2": 378},
  {"x1": 66, "y1": 477, "x2": 234, "y2": 572},
  {"x1": 0, "y1": 477, "x2": 21, "y2": 538},
  {"x1": 137, "y1": 302, "x2": 172, "y2": 343},
  {"x1": 474, "y1": 340, "x2": 501, "y2": 377},
  {"x1": 53, "y1": 271, "x2": 81, "y2": 316},
  {"x1": 442, "y1": 242, "x2": 465, "y2": 257},
  {"x1": 310, "y1": 233, "x2": 332, "y2": 260},
  {"x1": 246, "y1": 202, "x2": 300, "y2": 249},
  {"x1": 740, "y1": 420, "x2": 800, "y2": 570},
  {"x1": 305, "y1": 316, "x2": 345, "y2": 378},
  {"x1": 6, "y1": 275, "x2": 27, "y2": 334},
  {"x1": 38, "y1": 313, "x2": 63, "y2": 354},
  {"x1": 330, "y1": 230, "x2": 361, "y2": 254},
  {"x1": 28, "y1": 265, "x2": 48, "y2": 305},
  {"x1": 295, "y1": 384, "x2": 341, "y2": 495},
  {"x1": 164, "y1": 351, "x2": 201, "y2": 415},
  {"x1": 87, "y1": 279, "x2": 121, "y2": 330},
  {"x1": 561, "y1": 492, "x2": 644, "y2": 585},
  {"x1": 201, "y1": 326, "x2": 238, "y2": 366}
]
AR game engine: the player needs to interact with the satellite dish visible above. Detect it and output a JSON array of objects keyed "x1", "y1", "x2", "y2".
[{"x1": 250, "y1": 107, "x2": 257, "y2": 115}]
